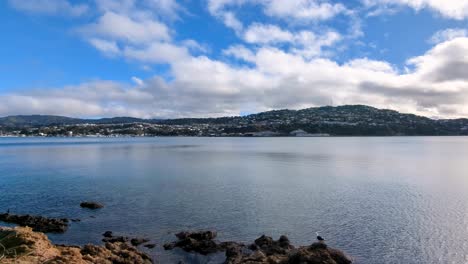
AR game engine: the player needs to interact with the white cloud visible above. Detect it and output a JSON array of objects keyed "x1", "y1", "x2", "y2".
[
  {"x1": 131, "y1": 76, "x2": 145, "y2": 86},
  {"x1": 244, "y1": 24, "x2": 294, "y2": 44},
  {"x1": 7, "y1": 0, "x2": 468, "y2": 119},
  {"x1": 88, "y1": 38, "x2": 120, "y2": 56},
  {"x1": 79, "y1": 11, "x2": 171, "y2": 45},
  {"x1": 345, "y1": 58, "x2": 396, "y2": 73},
  {"x1": 429, "y1": 28, "x2": 468, "y2": 44},
  {"x1": 123, "y1": 42, "x2": 190, "y2": 64},
  {"x1": 242, "y1": 23, "x2": 342, "y2": 58},
  {"x1": 4, "y1": 37, "x2": 468, "y2": 118},
  {"x1": 8, "y1": 0, "x2": 88, "y2": 17},
  {"x1": 144, "y1": 0, "x2": 183, "y2": 19},
  {"x1": 223, "y1": 45, "x2": 256, "y2": 62},
  {"x1": 363, "y1": 0, "x2": 468, "y2": 20},
  {"x1": 96, "y1": 0, "x2": 182, "y2": 20},
  {"x1": 261, "y1": 0, "x2": 348, "y2": 21},
  {"x1": 207, "y1": 1, "x2": 244, "y2": 33},
  {"x1": 207, "y1": 0, "x2": 348, "y2": 35}
]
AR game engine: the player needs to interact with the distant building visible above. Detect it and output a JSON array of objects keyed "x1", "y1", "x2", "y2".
[{"x1": 289, "y1": 129, "x2": 330, "y2": 137}]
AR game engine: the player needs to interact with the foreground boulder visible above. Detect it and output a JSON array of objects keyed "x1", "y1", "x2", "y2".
[
  {"x1": 0, "y1": 212, "x2": 68, "y2": 233},
  {"x1": 164, "y1": 231, "x2": 352, "y2": 264},
  {"x1": 80, "y1": 201, "x2": 104, "y2": 209},
  {"x1": 0, "y1": 226, "x2": 153, "y2": 264}
]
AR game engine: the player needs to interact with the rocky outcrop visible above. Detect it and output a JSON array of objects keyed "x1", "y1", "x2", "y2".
[
  {"x1": 0, "y1": 212, "x2": 68, "y2": 233},
  {"x1": 226, "y1": 236, "x2": 352, "y2": 264},
  {"x1": 0, "y1": 226, "x2": 153, "y2": 264},
  {"x1": 80, "y1": 202, "x2": 104, "y2": 209},
  {"x1": 164, "y1": 231, "x2": 352, "y2": 264},
  {"x1": 164, "y1": 230, "x2": 244, "y2": 255}
]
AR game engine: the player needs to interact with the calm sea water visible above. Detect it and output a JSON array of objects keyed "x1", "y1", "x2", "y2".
[{"x1": 1, "y1": 137, "x2": 468, "y2": 263}]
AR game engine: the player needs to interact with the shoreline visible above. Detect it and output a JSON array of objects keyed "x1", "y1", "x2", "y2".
[{"x1": 0, "y1": 226, "x2": 353, "y2": 264}]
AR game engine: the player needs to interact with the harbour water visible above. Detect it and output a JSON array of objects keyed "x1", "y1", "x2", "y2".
[{"x1": 1, "y1": 137, "x2": 468, "y2": 263}]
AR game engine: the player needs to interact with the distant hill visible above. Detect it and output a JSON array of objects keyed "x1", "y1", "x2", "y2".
[
  {"x1": 1, "y1": 105, "x2": 468, "y2": 136},
  {"x1": 0, "y1": 115, "x2": 155, "y2": 127},
  {"x1": 0, "y1": 115, "x2": 84, "y2": 127}
]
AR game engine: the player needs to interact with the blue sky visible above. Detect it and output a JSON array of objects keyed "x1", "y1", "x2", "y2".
[{"x1": 1, "y1": 0, "x2": 468, "y2": 118}]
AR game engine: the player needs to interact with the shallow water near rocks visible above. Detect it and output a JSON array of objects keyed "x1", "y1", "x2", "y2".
[{"x1": 1, "y1": 137, "x2": 468, "y2": 263}]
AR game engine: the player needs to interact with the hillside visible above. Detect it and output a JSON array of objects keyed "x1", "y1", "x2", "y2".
[{"x1": 1, "y1": 105, "x2": 468, "y2": 136}]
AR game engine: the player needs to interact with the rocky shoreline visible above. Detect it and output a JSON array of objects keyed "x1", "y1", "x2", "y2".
[
  {"x1": 0, "y1": 226, "x2": 152, "y2": 264},
  {"x1": 164, "y1": 230, "x2": 352, "y2": 264},
  {"x1": 0, "y1": 210, "x2": 352, "y2": 263},
  {"x1": 0, "y1": 226, "x2": 352, "y2": 264},
  {"x1": 0, "y1": 213, "x2": 69, "y2": 233}
]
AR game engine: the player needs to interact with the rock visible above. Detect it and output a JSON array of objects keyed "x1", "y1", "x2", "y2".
[
  {"x1": 102, "y1": 235, "x2": 129, "y2": 243},
  {"x1": 103, "y1": 231, "x2": 113, "y2": 237},
  {"x1": 0, "y1": 226, "x2": 153, "y2": 264},
  {"x1": 164, "y1": 230, "x2": 227, "y2": 255},
  {"x1": 100, "y1": 230, "x2": 135, "y2": 244},
  {"x1": 225, "y1": 235, "x2": 353, "y2": 264},
  {"x1": 165, "y1": 230, "x2": 246, "y2": 257},
  {"x1": 131, "y1": 238, "x2": 150, "y2": 246},
  {"x1": 71, "y1": 218, "x2": 81, "y2": 222},
  {"x1": 80, "y1": 201, "x2": 104, "y2": 209},
  {"x1": 0, "y1": 212, "x2": 68, "y2": 233},
  {"x1": 251, "y1": 235, "x2": 293, "y2": 256},
  {"x1": 143, "y1": 243, "x2": 156, "y2": 249},
  {"x1": 175, "y1": 230, "x2": 217, "y2": 240},
  {"x1": 287, "y1": 244, "x2": 352, "y2": 264}
]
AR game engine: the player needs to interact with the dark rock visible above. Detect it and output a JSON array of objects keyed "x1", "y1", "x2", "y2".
[
  {"x1": 223, "y1": 242, "x2": 244, "y2": 260},
  {"x1": 175, "y1": 230, "x2": 217, "y2": 240},
  {"x1": 251, "y1": 235, "x2": 293, "y2": 256},
  {"x1": 309, "y1": 242, "x2": 327, "y2": 250},
  {"x1": 225, "y1": 235, "x2": 352, "y2": 264},
  {"x1": 131, "y1": 238, "x2": 150, "y2": 246},
  {"x1": 162, "y1": 231, "x2": 352, "y2": 264},
  {"x1": 71, "y1": 218, "x2": 81, "y2": 222},
  {"x1": 103, "y1": 231, "x2": 113, "y2": 237},
  {"x1": 288, "y1": 244, "x2": 352, "y2": 264},
  {"x1": 80, "y1": 201, "x2": 104, "y2": 209},
  {"x1": 0, "y1": 212, "x2": 68, "y2": 233},
  {"x1": 143, "y1": 243, "x2": 156, "y2": 249},
  {"x1": 164, "y1": 230, "x2": 223, "y2": 255},
  {"x1": 103, "y1": 236, "x2": 129, "y2": 243},
  {"x1": 219, "y1": 241, "x2": 245, "y2": 250}
]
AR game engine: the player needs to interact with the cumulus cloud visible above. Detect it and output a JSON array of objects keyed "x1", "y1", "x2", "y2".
[
  {"x1": 260, "y1": 0, "x2": 347, "y2": 21},
  {"x1": 243, "y1": 24, "x2": 294, "y2": 44},
  {"x1": 3, "y1": 37, "x2": 468, "y2": 118},
  {"x1": 363, "y1": 0, "x2": 468, "y2": 20},
  {"x1": 5, "y1": 0, "x2": 468, "y2": 119},
  {"x1": 429, "y1": 28, "x2": 468, "y2": 44},
  {"x1": 88, "y1": 38, "x2": 120, "y2": 56},
  {"x1": 208, "y1": 0, "x2": 348, "y2": 23},
  {"x1": 8, "y1": 0, "x2": 88, "y2": 17},
  {"x1": 131, "y1": 77, "x2": 145, "y2": 86},
  {"x1": 79, "y1": 11, "x2": 171, "y2": 45}
]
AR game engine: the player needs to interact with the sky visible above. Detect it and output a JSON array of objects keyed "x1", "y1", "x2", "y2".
[{"x1": 1, "y1": 0, "x2": 468, "y2": 119}]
